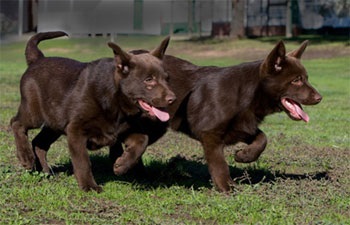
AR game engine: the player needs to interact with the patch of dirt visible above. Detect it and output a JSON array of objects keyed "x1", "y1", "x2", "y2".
[
  {"x1": 45, "y1": 48, "x2": 73, "y2": 54},
  {"x1": 168, "y1": 41, "x2": 350, "y2": 61},
  {"x1": 262, "y1": 145, "x2": 350, "y2": 185},
  {"x1": 303, "y1": 46, "x2": 350, "y2": 59},
  {"x1": 45, "y1": 47, "x2": 94, "y2": 55},
  {"x1": 190, "y1": 48, "x2": 267, "y2": 60}
]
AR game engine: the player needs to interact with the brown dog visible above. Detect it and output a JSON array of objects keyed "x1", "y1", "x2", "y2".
[
  {"x1": 113, "y1": 40, "x2": 322, "y2": 192},
  {"x1": 10, "y1": 31, "x2": 175, "y2": 192}
]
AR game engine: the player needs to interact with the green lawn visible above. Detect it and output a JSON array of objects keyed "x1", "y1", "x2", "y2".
[{"x1": 0, "y1": 35, "x2": 349, "y2": 224}]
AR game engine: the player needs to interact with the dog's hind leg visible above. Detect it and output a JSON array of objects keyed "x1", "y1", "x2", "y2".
[
  {"x1": 32, "y1": 126, "x2": 61, "y2": 174},
  {"x1": 234, "y1": 129, "x2": 267, "y2": 163},
  {"x1": 113, "y1": 133, "x2": 148, "y2": 176},
  {"x1": 10, "y1": 117, "x2": 35, "y2": 170},
  {"x1": 201, "y1": 132, "x2": 233, "y2": 193}
]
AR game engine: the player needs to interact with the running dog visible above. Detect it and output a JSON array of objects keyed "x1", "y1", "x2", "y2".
[
  {"x1": 11, "y1": 32, "x2": 175, "y2": 192},
  {"x1": 113, "y1": 40, "x2": 322, "y2": 192}
]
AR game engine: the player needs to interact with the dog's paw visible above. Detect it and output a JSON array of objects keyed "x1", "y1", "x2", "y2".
[
  {"x1": 234, "y1": 149, "x2": 259, "y2": 163},
  {"x1": 234, "y1": 151, "x2": 251, "y2": 163},
  {"x1": 17, "y1": 151, "x2": 36, "y2": 170},
  {"x1": 233, "y1": 143, "x2": 249, "y2": 163},
  {"x1": 113, "y1": 155, "x2": 138, "y2": 175},
  {"x1": 113, "y1": 163, "x2": 129, "y2": 176},
  {"x1": 81, "y1": 185, "x2": 103, "y2": 193},
  {"x1": 19, "y1": 157, "x2": 36, "y2": 171}
]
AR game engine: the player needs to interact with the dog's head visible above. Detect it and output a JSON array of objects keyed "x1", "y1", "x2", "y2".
[
  {"x1": 107, "y1": 37, "x2": 176, "y2": 122},
  {"x1": 260, "y1": 40, "x2": 322, "y2": 122}
]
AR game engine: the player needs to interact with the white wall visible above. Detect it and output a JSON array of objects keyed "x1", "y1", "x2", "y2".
[{"x1": 38, "y1": 0, "x2": 231, "y2": 36}]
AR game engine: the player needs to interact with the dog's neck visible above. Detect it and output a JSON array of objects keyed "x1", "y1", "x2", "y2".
[
  {"x1": 250, "y1": 62, "x2": 283, "y2": 121},
  {"x1": 110, "y1": 70, "x2": 141, "y2": 117},
  {"x1": 97, "y1": 78, "x2": 141, "y2": 120},
  {"x1": 115, "y1": 88, "x2": 141, "y2": 117},
  {"x1": 253, "y1": 88, "x2": 282, "y2": 122}
]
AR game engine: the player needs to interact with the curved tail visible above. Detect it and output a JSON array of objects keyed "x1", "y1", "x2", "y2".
[{"x1": 25, "y1": 31, "x2": 68, "y2": 65}]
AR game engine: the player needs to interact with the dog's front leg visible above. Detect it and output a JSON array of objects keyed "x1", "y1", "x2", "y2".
[
  {"x1": 113, "y1": 133, "x2": 148, "y2": 176},
  {"x1": 67, "y1": 124, "x2": 102, "y2": 192},
  {"x1": 234, "y1": 129, "x2": 267, "y2": 163},
  {"x1": 201, "y1": 132, "x2": 233, "y2": 192}
]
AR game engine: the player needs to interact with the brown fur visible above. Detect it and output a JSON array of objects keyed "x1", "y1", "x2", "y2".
[
  {"x1": 113, "y1": 40, "x2": 322, "y2": 192},
  {"x1": 10, "y1": 32, "x2": 175, "y2": 192}
]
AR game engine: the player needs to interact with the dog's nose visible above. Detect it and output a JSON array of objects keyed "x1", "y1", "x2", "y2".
[
  {"x1": 166, "y1": 94, "x2": 176, "y2": 105},
  {"x1": 314, "y1": 93, "x2": 322, "y2": 103}
]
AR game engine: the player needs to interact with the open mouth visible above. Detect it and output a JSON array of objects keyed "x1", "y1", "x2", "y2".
[
  {"x1": 138, "y1": 99, "x2": 170, "y2": 122},
  {"x1": 281, "y1": 98, "x2": 309, "y2": 122}
]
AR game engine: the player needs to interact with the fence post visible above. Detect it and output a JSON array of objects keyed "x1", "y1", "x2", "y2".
[
  {"x1": 18, "y1": 0, "x2": 23, "y2": 36},
  {"x1": 286, "y1": 0, "x2": 292, "y2": 38},
  {"x1": 231, "y1": 0, "x2": 245, "y2": 38}
]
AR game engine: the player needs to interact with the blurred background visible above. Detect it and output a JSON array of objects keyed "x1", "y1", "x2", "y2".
[{"x1": 1, "y1": 0, "x2": 349, "y2": 42}]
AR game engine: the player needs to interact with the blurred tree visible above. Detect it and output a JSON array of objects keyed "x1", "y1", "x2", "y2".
[{"x1": 231, "y1": 0, "x2": 245, "y2": 38}]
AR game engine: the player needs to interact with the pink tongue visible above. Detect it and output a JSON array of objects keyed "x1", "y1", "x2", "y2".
[
  {"x1": 294, "y1": 104, "x2": 309, "y2": 123},
  {"x1": 138, "y1": 100, "x2": 170, "y2": 122},
  {"x1": 151, "y1": 106, "x2": 170, "y2": 122},
  {"x1": 282, "y1": 98, "x2": 309, "y2": 122}
]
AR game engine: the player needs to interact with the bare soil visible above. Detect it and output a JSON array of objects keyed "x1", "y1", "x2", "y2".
[{"x1": 167, "y1": 39, "x2": 350, "y2": 61}]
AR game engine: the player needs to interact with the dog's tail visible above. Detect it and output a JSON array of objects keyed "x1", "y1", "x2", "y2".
[{"x1": 25, "y1": 31, "x2": 68, "y2": 65}]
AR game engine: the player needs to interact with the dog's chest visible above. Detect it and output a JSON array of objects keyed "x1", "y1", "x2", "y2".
[{"x1": 85, "y1": 115, "x2": 130, "y2": 149}]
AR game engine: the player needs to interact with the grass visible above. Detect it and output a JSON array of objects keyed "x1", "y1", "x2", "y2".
[{"x1": 0, "y1": 35, "x2": 349, "y2": 224}]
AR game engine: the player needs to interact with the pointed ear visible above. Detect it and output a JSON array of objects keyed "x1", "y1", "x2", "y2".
[
  {"x1": 287, "y1": 40, "x2": 308, "y2": 59},
  {"x1": 261, "y1": 40, "x2": 286, "y2": 75},
  {"x1": 108, "y1": 42, "x2": 132, "y2": 75},
  {"x1": 150, "y1": 36, "x2": 170, "y2": 60}
]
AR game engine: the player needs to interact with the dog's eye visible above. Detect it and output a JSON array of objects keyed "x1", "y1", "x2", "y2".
[
  {"x1": 144, "y1": 76, "x2": 154, "y2": 83},
  {"x1": 144, "y1": 76, "x2": 157, "y2": 87},
  {"x1": 291, "y1": 76, "x2": 303, "y2": 85}
]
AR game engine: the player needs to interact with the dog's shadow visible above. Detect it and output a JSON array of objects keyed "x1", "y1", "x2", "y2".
[{"x1": 52, "y1": 154, "x2": 330, "y2": 191}]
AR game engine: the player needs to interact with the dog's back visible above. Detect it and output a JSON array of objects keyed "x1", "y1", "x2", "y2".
[
  {"x1": 20, "y1": 32, "x2": 88, "y2": 129},
  {"x1": 23, "y1": 31, "x2": 86, "y2": 89},
  {"x1": 20, "y1": 57, "x2": 87, "y2": 128},
  {"x1": 23, "y1": 57, "x2": 86, "y2": 86}
]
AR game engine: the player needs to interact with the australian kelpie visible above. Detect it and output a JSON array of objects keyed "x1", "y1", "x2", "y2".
[
  {"x1": 114, "y1": 40, "x2": 322, "y2": 192},
  {"x1": 10, "y1": 31, "x2": 175, "y2": 192}
]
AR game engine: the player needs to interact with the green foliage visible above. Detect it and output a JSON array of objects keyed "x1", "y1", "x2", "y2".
[{"x1": 0, "y1": 35, "x2": 349, "y2": 224}]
